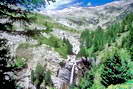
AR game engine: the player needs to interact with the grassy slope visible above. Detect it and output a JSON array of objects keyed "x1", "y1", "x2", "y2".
[
  {"x1": 28, "y1": 13, "x2": 81, "y2": 33},
  {"x1": 34, "y1": 34, "x2": 69, "y2": 58}
]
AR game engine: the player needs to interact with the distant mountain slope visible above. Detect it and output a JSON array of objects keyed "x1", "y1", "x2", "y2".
[{"x1": 41, "y1": 0, "x2": 133, "y2": 30}]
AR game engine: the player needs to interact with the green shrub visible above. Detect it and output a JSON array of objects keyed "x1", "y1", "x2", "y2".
[
  {"x1": 31, "y1": 70, "x2": 36, "y2": 84},
  {"x1": 43, "y1": 22, "x2": 53, "y2": 33},
  {"x1": 31, "y1": 64, "x2": 53, "y2": 89},
  {"x1": 78, "y1": 70, "x2": 94, "y2": 89},
  {"x1": 14, "y1": 57, "x2": 27, "y2": 68},
  {"x1": 34, "y1": 64, "x2": 45, "y2": 89},
  {"x1": 121, "y1": 23, "x2": 133, "y2": 60},
  {"x1": 63, "y1": 38, "x2": 73, "y2": 55},
  {"x1": 44, "y1": 70, "x2": 53, "y2": 87},
  {"x1": 78, "y1": 46, "x2": 94, "y2": 58},
  {"x1": 122, "y1": 13, "x2": 133, "y2": 26}
]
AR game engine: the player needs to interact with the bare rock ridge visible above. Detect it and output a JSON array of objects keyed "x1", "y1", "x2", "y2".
[{"x1": 41, "y1": 0, "x2": 133, "y2": 30}]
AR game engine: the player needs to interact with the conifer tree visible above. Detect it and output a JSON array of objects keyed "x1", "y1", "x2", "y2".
[
  {"x1": 0, "y1": 38, "x2": 16, "y2": 89},
  {"x1": 101, "y1": 51, "x2": 131, "y2": 87}
]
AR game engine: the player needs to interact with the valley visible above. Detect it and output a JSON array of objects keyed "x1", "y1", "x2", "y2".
[{"x1": 0, "y1": 0, "x2": 133, "y2": 89}]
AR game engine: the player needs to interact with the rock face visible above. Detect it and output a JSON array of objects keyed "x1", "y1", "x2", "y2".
[
  {"x1": 0, "y1": 32, "x2": 37, "y2": 56},
  {"x1": 55, "y1": 57, "x2": 75, "y2": 88},
  {"x1": 28, "y1": 44, "x2": 64, "y2": 74},
  {"x1": 58, "y1": 67, "x2": 71, "y2": 84},
  {"x1": 42, "y1": 0, "x2": 133, "y2": 30},
  {"x1": 0, "y1": 32, "x2": 64, "y2": 88}
]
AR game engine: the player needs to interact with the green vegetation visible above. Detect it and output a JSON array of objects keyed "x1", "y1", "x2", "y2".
[
  {"x1": 107, "y1": 83, "x2": 133, "y2": 89},
  {"x1": 76, "y1": 13, "x2": 133, "y2": 89},
  {"x1": 101, "y1": 49, "x2": 132, "y2": 87},
  {"x1": 28, "y1": 13, "x2": 51, "y2": 27},
  {"x1": 1, "y1": 0, "x2": 133, "y2": 88},
  {"x1": 14, "y1": 57, "x2": 27, "y2": 68},
  {"x1": 79, "y1": 13, "x2": 133, "y2": 58},
  {"x1": 31, "y1": 64, "x2": 53, "y2": 89},
  {"x1": 17, "y1": 34, "x2": 73, "y2": 59},
  {"x1": 34, "y1": 35, "x2": 72, "y2": 58},
  {"x1": 29, "y1": 13, "x2": 80, "y2": 33},
  {"x1": 78, "y1": 69, "x2": 94, "y2": 89},
  {"x1": 43, "y1": 22, "x2": 53, "y2": 33},
  {"x1": 63, "y1": 38, "x2": 73, "y2": 55}
]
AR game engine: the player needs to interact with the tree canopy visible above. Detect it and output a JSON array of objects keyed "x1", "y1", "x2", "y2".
[{"x1": 0, "y1": 0, "x2": 56, "y2": 10}]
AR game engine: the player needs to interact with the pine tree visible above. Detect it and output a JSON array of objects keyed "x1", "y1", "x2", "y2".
[
  {"x1": 101, "y1": 52, "x2": 131, "y2": 87},
  {"x1": 34, "y1": 64, "x2": 45, "y2": 89},
  {"x1": 44, "y1": 70, "x2": 53, "y2": 87},
  {"x1": 0, "y1": 0, "x2": 56, "y2": 31},
  {"x1": 128, "y1": 24, "x2": 133, "y2": 60},
  {"x1": 0, "y1": 38, "x2": 16, "y2": 89},
  {"x1": 0, "y1": 2, "x2": 31, "y2": 31},
  {"x1": 63, "y1": 38, "x2": 73, "y2": 55},
  {"x1": 0, "y1": 0, "x2": 56, "y2": 10},
  {"x1": 31, "y1": 64, "x2": 53, "y2": 89}
]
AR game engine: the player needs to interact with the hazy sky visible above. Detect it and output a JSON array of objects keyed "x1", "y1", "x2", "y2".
[{"x1": 45, "y1": 0, "x2": 118, "y2": 10}]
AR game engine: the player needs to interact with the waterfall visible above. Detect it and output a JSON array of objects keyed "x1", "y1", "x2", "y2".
[{"x1": 70, "y1": 62, "x2": 76, "y2": 85}]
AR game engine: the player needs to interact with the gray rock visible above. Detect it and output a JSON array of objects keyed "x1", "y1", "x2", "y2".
[{"x1": 58, "y1": 68, "x2": 71, "y2": 83}]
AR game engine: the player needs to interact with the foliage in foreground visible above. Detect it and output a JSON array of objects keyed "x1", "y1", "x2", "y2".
[
  {"x1": 101, "y1": 49, "x2": 132, "y2": 87},
  {"x1": 0, "y1": 39, "x2": 16, "y2": 89}
]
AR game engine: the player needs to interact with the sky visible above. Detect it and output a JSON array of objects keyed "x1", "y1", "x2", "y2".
[{"x1": 45, "y1": 0, "x2": 118, "y2": 10}]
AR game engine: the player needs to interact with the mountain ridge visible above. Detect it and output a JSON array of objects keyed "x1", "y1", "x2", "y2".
[{"x1": 40, "y1": 0, "x2": 133, "y2": 30}]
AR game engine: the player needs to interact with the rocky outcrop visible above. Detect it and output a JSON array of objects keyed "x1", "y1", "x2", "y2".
[
  {"x1": 0, "y1": 32, "x2": 37, "y2": 89},
  {"x1": 0, "y1": 32, "x2": 37, "y2": 56},
  {"x1": 0, "y1": 31, "x2": 80, "y2": 89}
]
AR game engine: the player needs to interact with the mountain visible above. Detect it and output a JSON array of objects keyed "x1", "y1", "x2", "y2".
[{"x1": 41, "y1": 0, "x2": 133, "y2": 30}]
